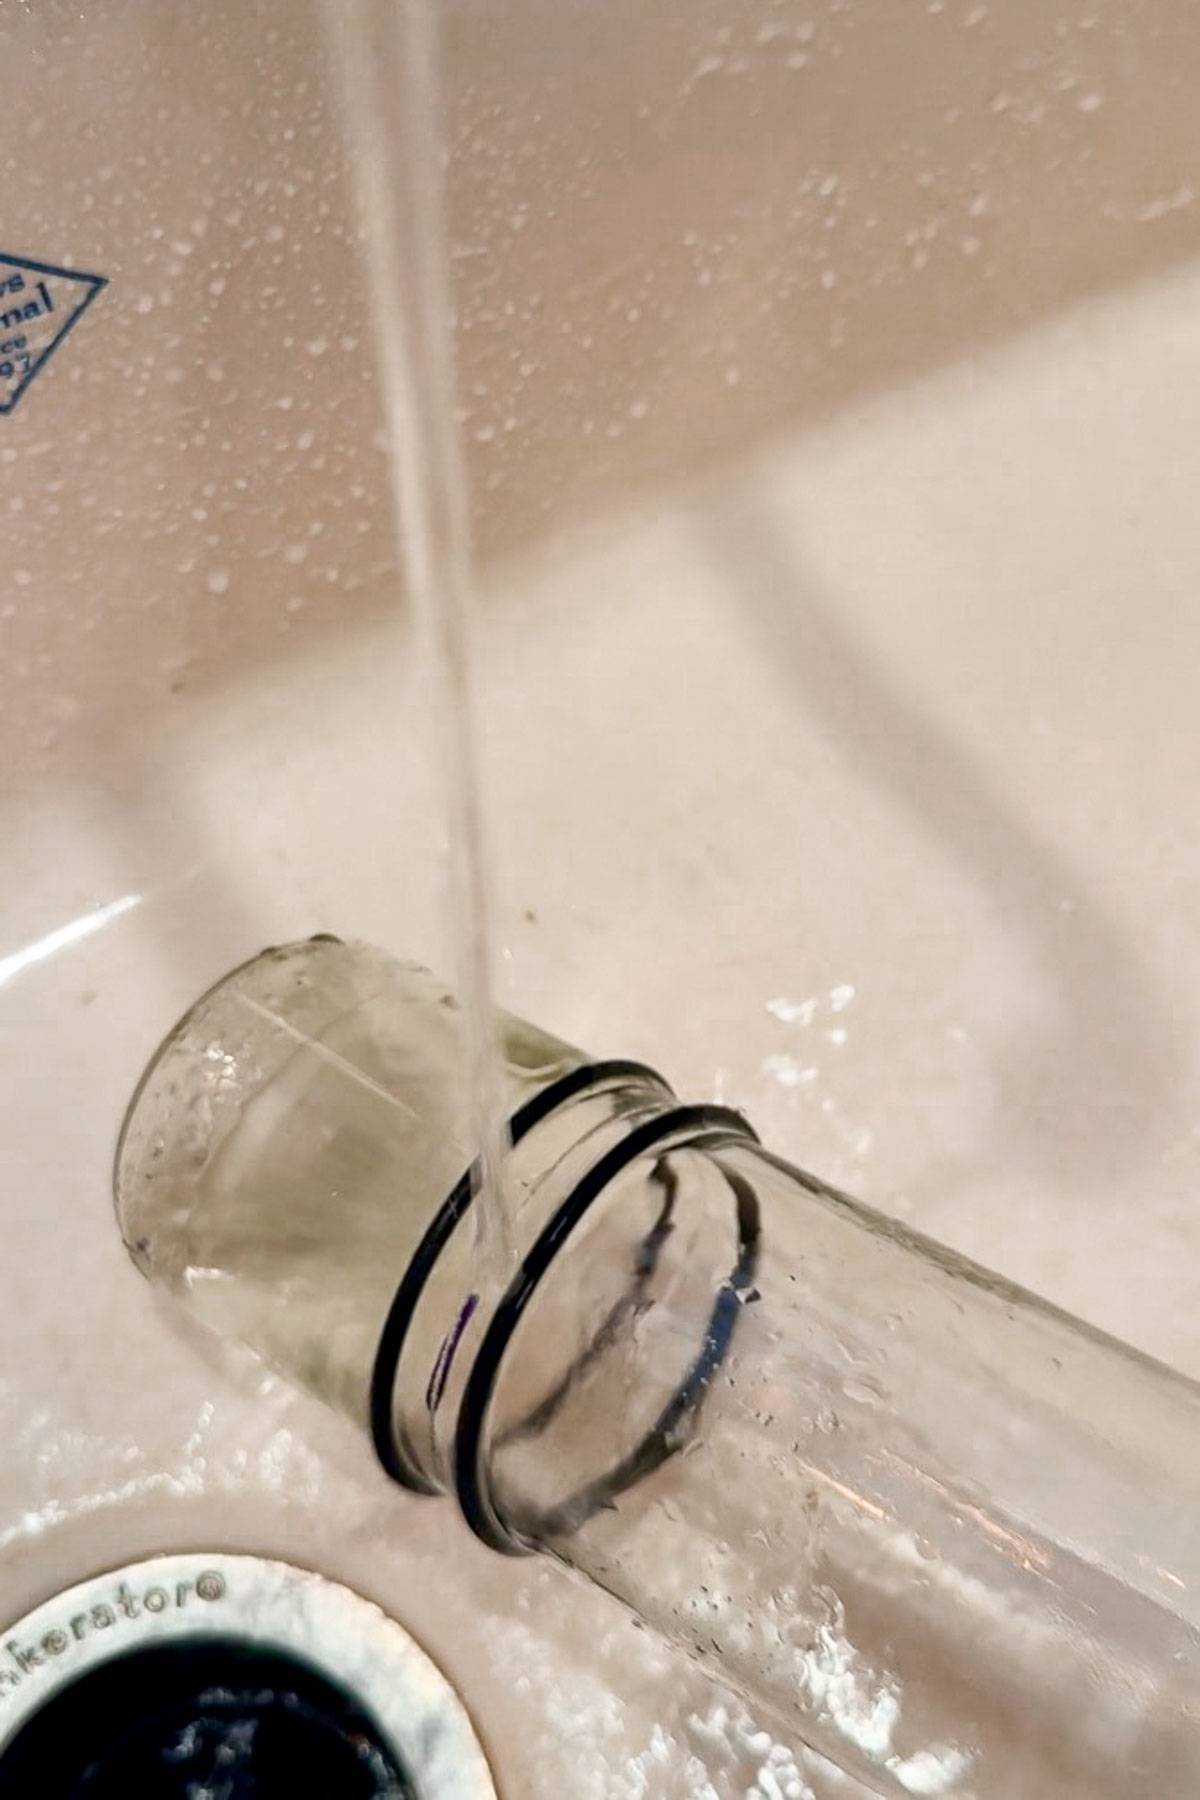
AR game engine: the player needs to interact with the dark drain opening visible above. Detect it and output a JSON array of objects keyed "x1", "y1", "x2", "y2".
[{"x1": 0, "y1": 1634, "x2": 415, "y2": 1797}]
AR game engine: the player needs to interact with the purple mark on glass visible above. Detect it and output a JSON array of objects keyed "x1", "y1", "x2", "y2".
[{"x1": 425, "y1": 1292, "x2": 480, "y2": 1414}]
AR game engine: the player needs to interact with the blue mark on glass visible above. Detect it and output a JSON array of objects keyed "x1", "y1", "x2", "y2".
[
  {"x1": 425, "y1": 1293, "x2": 480, "y2": 1415},
  {"x1": 0, "y1": 251, "x2": 107, "y2": 417}
]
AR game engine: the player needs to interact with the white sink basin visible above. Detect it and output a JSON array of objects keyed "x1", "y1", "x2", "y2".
[{"x1": 4, "y1": 1, "x2": 1200, "y2": 1792}]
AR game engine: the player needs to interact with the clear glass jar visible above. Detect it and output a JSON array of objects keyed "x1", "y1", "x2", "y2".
[{"x1": 115, "y1": 938, "x2": 1200, "y2": 1797}]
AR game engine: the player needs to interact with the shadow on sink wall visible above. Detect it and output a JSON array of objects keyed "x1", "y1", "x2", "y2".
[
  {"x1": 698, "y1": 483, "x2": 1183, "y2": 1200},
  {"x1": 4, "y1": 0, "x2": 1200, "y2": 793}
]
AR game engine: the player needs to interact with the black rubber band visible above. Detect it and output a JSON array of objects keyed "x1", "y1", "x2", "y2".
[
  {"x1": 454, "y1": 1105, "x2": 760, "y2": 1555},
  {"x1": 491, "y1": 1160, "x2": 680, "y2": 1456},
  {"x1": 493, "y1": 1150, "x2": 761, "y2": 1544},
  {"x1": 368, "y1": 1059, "x2": 669, "y2": 1491}
]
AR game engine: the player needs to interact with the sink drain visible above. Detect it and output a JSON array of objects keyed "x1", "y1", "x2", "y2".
[
  {"x1": 0, "y1": 1635, "x2": 414, "y2": 1796},
  {"x1": 0, "y1": 1554, "x2": 496, "y2": 1799}
]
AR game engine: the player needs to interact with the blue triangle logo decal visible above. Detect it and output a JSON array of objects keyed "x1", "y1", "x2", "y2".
[{"x1": 0, "y1": 251, "x2": 108, "y2": 417}]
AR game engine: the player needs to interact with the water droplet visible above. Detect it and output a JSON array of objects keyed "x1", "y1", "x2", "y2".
[{"x1": 767, "y1": 995, "x2": 817, "y2": 1026}]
